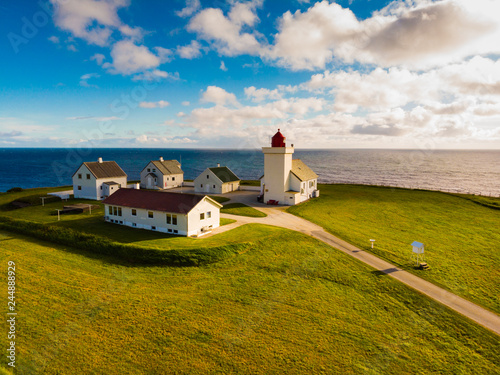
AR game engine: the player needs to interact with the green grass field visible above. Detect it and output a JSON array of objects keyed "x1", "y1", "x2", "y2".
[
  {"x1": 221, "y1": 203, "x2": 267, "y2": 217},
  {"x1": 1, "y1": 228, "x2": 498, "y2": 374},
  {"x1": 288, "y1": 184, "x2": 500, "y2": 314}
]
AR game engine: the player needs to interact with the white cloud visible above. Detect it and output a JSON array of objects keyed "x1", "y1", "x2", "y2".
[
  {"x1": 201, "y1": 86, "x2": 240, "y2": 106},
  {"x1": 131, "y1": 69, "x2": 174, "y2": 81},
  {"x1": 154, "y1": 47, "x2": 173, "y2": 63},
  {"x1": 50, "y1": 0, "x2": 131, "y2": 46},
  {"x1": 79, "y1": 73, "x2": 100, "y2": 88},
  {"x1": 104, "y1": 40, "x2": 160, "y2": 75},
  {"x1": 245, "y1": 86, "x2": 281, "y2": 102},
  {"x1": 220, "y1": 61, "x2": 228, "y2": 71},
  {"x1": 177, "y1": 40, "x2": 202, "y2": 59},
  {"x1": 187, "y1": 1, "x2": 263, "y2": 56},
  {"x1": 135, "y1": 134, "x2": 198, "y2": 144},
  {"x1": 267, "y1": 0, "x2": 500, "y2": 70},
  {"x1": 66, "y1": 116, "x2": 122, "y2": 121},
  {"x1": 176, "y1": 0, "x2": 201, "y2": 18},
  {"x1": 90, "y1": 53, "x2": 106, "y2": 65},
  {"x1": 139, "y1": 100, "x2": 170, "y2": 108},
  {"x1": 48, "y1": 36, "x2": 60, "y2": 44},
  {"x1": 182, "y1": 101, "x2": 190, "y2": 106}
]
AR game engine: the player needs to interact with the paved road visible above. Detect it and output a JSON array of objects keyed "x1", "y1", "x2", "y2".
[{"x1": 204, "y1": 190, "x2": 500, "y2": 336}]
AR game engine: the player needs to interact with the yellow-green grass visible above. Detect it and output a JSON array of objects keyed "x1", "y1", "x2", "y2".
[
  {"x1": 288, "y1": 184, "x2": 500, "y2": 314},
  {"x1": 240, "y1": 179, "x2": 260, "y2": 186},
  {"x1": 209, "y1": 195, "x2": 231, "y2": 203},
  {"x1": 221, "y1": 203, "x2": 267, "y2": 217},
  {"x1": 1, "y1": 228, "x2": 498, "y2": 374}
]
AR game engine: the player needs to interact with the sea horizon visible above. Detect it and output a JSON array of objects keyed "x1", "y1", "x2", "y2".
[{"x1": 1, "y1": 148, "x2": 499, "y2": 197}]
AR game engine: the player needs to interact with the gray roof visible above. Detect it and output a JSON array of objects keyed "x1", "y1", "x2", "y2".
[
  {"x1": 148, "y1": 159, "x2": 183, "y2": 176},
  {"x1": 209, "y1": 166, "x2": 240, "y2": 183},
  {"x1": 74, "y1": 161, "x2": 127, "y2": 179},
  {"x1": 291, "y1": 159, "x2": 318, "y2": 182}
]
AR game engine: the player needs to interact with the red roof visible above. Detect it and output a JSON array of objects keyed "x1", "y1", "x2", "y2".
[
  {"x1": 271, "y1": 129, "x2": 286, "y2": 147},
  {"x1": 102, "y1": 189, "x2": 217, "y2": 214}
]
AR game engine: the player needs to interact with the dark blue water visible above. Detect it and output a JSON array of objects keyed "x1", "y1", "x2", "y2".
[{"x1": 0, "y1": 148, "x2": 499, "y2": 196}]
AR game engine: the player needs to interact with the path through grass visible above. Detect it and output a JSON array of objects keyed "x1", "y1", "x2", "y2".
[{"x1": 288, "y1": 184, "x2": 500, "y2": 314}]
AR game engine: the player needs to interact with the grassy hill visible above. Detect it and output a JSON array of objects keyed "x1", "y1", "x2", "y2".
[
  {"x1": 1, "y1": 228, "x2": 499, "y2": 374},
  {"x1": 288, "y1": 184, "x2": 500, "y2": 314}
]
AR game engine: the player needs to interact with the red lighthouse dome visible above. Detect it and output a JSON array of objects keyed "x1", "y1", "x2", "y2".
[{"x1": 271, "y1": 129, "x2": 286, "y2": 147}]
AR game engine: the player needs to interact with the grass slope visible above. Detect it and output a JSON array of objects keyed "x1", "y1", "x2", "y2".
[
  {"x1": 1, "y1": 228, "x2": 498, "y2": 374},
  {"x1": 221, "y1": 203, "x2": 267, "y2": 217},
  {"x1": 288, "y1": 184, "x2": 500, "y2": 314}
]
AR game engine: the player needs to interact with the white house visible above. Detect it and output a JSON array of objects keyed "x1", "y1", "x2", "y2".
[
  {"x1": 260, "y1": 129, "x2": 319, "y2": 205},
  {"x1": 72, "y1": 158, "x2": 127, "y2": 200},
  {"x1": 102, "y1": 188, "x2": 222, "y2": 237},
  {"x1": 194, "y1": 165, "x2": 240, "y2": 194},
  {"x1": 140, "y1": 157, "x2": 184, "y2": 190}
]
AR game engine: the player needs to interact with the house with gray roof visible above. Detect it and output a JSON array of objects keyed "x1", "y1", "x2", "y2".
[
  {"x1": 140, "y1": 157, "x2": 184, "y2": 190},
  {"x1": 72, "y1": 158, "x2": 127, "y2": 200},
  {"x1": 194, "y1": 165, "x2": 241, "y2": 194}
]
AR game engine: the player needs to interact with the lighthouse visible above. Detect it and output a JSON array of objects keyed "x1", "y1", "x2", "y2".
[{"x1": 261, "y1": 129, "x2": 319, "y2": 205}]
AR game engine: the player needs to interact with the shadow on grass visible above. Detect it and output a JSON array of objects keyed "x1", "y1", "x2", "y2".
[{"x1": 52, "y1": 216, "x2": 176, "y2": 244}]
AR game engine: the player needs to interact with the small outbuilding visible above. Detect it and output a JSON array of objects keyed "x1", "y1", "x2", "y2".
[
  {"x1": 140, "y1": 157, "x2": 183, "y2": 190},
  {"x1": 102, "y1": 188, "x2": 222, "y2": 237},
  {"x1": 72, "y1": 158, "x2": 127, "y2": 200},
  {"x1": 194, "y1": 165, "x2": 240, "y2": 194}
]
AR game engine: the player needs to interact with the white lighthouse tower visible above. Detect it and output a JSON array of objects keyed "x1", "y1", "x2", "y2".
[
  {"x1": 261, "y1": 129, "x2": 319, "y2": 205},
  {"x1": 262, "y1": 129, "x2": 294, "y2": 203}
]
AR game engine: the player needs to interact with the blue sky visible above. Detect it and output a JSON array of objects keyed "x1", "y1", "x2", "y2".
[{"x1": 1, "y1": 0, "x2": 499, "y2": 149}]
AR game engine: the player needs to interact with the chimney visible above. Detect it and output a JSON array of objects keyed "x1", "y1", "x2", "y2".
[
  {"x1": 217, "y1": 163, "x2": 220, "y2": 167},
  {"x1": 98, "y1": 157, "x2": 103, "y2": 163},
  {"x1": 159, "y1": 157, "x2": 164, "y2": 162}
]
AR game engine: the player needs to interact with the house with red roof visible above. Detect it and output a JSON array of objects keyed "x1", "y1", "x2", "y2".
[{"x1": 102, "y1": 188, "x2": 222, "y2": 237}]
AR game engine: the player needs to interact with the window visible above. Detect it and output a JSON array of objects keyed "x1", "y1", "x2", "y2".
[
  {"x1": 213, "y1": 185, "x2": 215, "y2": 188},
  {"x1": 118, "y1": 207, "x2": 122, "y2": 216},
  {"x1": 207, "y1": 175, "x2": 209, "y2": 179},
  {"x1": 119, "y1": 221, "x2": 123, "y2": 224},
  {"x1": 200, "y1": 213, "x2": 205, "y2": 220},
  {"x1": 168, "y1": 229, "x2": 172, "y2": 233},
  {"x1": 132, "y1": 209, "x2": 137, "y2": 216},
  {"x1": 113, "y1": 207, "x2": 118, "y2": 216},
  {"x1": 78, "y1": 173, "x2": 82, "y2": 179},
  {"x1": 147, "y1": 168, "x2": 150, "y2": 172},
  {"x1": 172, "y1": 215, "x2": 177, "y2": 225},
  {"x1": 132, "y1": 223, "x2": 137, "y2": 227},
  {"x1": 152, "y1": 226, "x2": 156, "y2": 230},
  {"x1": 148, "y1": 211, "x2": 154, "y2": 218},
  {"x1": 172, "y1": 177, "x2": 175, "y2": 181},
  {"x1": 108, "y1": 206, "x2": 112, "y2": 215},
  {"x1": 152, "y1": 168, "x2": 156, "y2": 172},
  {"x1": 166, "y1": 214, "x2": 171, "y2": 224},
  {"x1": 77, "y1": 186, "x2": 81, "y2": 191},
  {"x1": 207, "y1": 211, "x2": 211, "y2": 219},
  {"x1": 173, "y1": 230, "x2": 178, "y2": 234},
  {"x1": 301, "y1": 188, "x2": 304, "y2": 195},
  {"x1": 201, "y1": 184, "x2": 203, "y2": 188},
  {"x1": 100, "y1": 186, "x2": 103, "y2": 190},
  {"x1": 86, "y1": 174, "x2": 91, "y2": 180},
  {"x1": 111, "y1": 187, "x2": 114, "y2": 190}
]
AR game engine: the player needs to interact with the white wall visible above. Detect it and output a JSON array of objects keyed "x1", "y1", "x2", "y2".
[
  {"x1": 104, "y1": 197, "x2": 220, "y2": 237},
  {"x1": 262, "y1": 146, "x2": 294, "y2": 204},
  {"x1": 73, "y1": 165, "x2": 98, "y2": 200},
  {"x1": 140, "y1": 162, "x2": 184, "y2": 189},
  {"x1": 194, "y1": 168, "x2": 222, "y2": 194}
]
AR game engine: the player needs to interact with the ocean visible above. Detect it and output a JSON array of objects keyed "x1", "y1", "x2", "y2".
[{"x1": 0, "y1": 148, "x2": 499, "y2": 196}]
